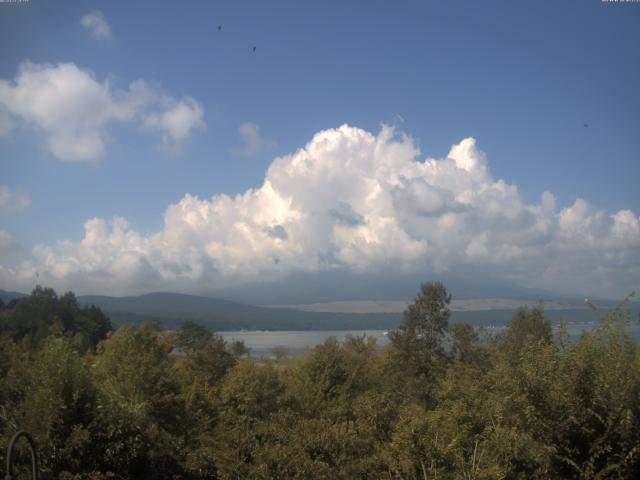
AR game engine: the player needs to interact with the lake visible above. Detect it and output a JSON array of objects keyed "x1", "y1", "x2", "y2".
[
  {"x1": 220, "y1": 321, "x2": 640, "y2": 358},
  {"x1": 220, "y1": 330, "x2": 391, "y2": 357}
]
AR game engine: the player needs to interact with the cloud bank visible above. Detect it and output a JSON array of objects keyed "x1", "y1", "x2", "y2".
[
  {"x1": 1, "y1": 125, "x2": 638, "y2": 297},
  {"x1": 0, "y1": 62, "x2": 205, "y2": 161}
]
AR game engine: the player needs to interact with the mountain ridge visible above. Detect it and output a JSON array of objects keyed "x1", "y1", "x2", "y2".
[{"x1": 3, "y1": 289, "x2": 634, "y2": 332}]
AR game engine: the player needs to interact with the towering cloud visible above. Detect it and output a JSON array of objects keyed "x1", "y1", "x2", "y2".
[{"x1": 1, "y1": 125, "x2": 638, "y2": 297}]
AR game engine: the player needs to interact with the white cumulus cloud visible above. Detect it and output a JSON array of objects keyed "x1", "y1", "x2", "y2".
[
  {"x1": 0, "y1": 186, "x2": 29, "y2": 211},
  {"x1": 0, "y1": 125, "x2": 637, "y2": 297},
  {"x1": 0, "y1": 62, "x2": 205, "y2": 162},
  {"x1": 80, "y1": 11, "x2": 112, "y2": 40},
  {"x1": 144, "y1": 97, "x2": 205, "y2": 152}
]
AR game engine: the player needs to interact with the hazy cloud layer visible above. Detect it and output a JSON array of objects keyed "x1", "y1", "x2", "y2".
[
  {"x1": 0, "y1": 62, "x2": 205, "y2": 162},
  {"x1": 0, "y1": 230, "x2": 21, "y2": 264},
  {"x1": 1, "y1": 125, "x2": 638, "y2": 297},
  {"x1": 0, "y1": 186, "x2": 29, "y2": 211},
  {"x1": 80, "y1": 11, "x2": 112, "y2": 40},
  {"x1": 232, "y1": 122, "x2": 277, "y2": 157}
]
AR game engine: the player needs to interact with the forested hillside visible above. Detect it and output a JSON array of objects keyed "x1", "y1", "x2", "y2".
[{"x1": 1, "y1": 284, "x2": 638, "y2": 479}]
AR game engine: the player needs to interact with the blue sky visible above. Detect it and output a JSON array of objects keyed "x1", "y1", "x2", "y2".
[{"x1": 0, "y1": 0, "x2": 638, "y2": 299}]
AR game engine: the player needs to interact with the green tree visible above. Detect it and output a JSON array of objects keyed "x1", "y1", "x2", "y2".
[
  {"x1": 178, "y1": 324, "x2": 237, "y2": 388},
  {"x1": 176, "y1": 320, "x2": 213, "y2": 352},
  {"x1": 271, "y1": 345, "x2": 290, "y2": 362},
  {"x1": 228, "y1": 339, "x2": 250, "y2": 357},
  {"x1": 90, "y1": 323, "x2": 187, "y2": 478},
  {"x1": 387, "y1": 281, "x2": 452, "y2": 404},
  {"x1": 2, "y1": 336, "x2": 96, "y2": 478},
  {"x1": 0, "y1": 286, "x2": 112, "y2": 348},
  {"x1": 213, "y1": 359, "x2": 285, "y2": 478},
  {"x1": 390, "y1": 282, "x2": 451, "y2": 362},
  {"x1": 450, "y1": 322, "x2": 489, "y2": 369},
  {"x1": 502, "y1": 305, "x2": 552, "y2": 360}
]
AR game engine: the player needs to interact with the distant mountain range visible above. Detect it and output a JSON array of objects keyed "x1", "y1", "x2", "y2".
[
  {"x1": 3, "y1": 288, "x2": 632, "y2": 331},
  {"x1": 77, "y1": 292, "x2": 402, "y2": 331},
  {"x1": 0, "y1": 289, "x2": 27, "y2": 303},
  {"x1": 2, "y1": 288, "x2": 399, "y2": 330}
]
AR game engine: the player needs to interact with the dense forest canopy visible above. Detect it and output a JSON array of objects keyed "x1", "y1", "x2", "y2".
[
  {"x1": 0, "y1": 284, "x2": 639, "y2": 479},
  {"x1": 0, "y1": 286, "x2": 112, "y2": 349}
]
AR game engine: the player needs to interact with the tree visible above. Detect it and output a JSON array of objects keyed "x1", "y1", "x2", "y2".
[
  {"x1": 449, "y1": 322, "x2": 488, "y2": 369},
  {"x1": 213, "y1": 360, "x2": 285, "y2": 478},
  {"x1": 90, "y1": 323, "x2": 187, "y2": 478},
  {"x1": 0, "y1": 286, "x2": 112, "y2": 349},
  {"x1": 176, "y1": 320, "x2": 237, "y2": 388},
  {"x1": 502, "y1": 305, "x2": 552, "y2": 359},
  {"x1": 76, "y1": 304, "x2": 112, "y2": 348},
  {"x1": 4, "y1": 336, "x2": 97, "y2": 478},
  {"x1": 388, "y1": 282, "x2": 452, "y2": 398},
  {"x1": 271, "y1": 345, "x2": 290, "y2": 361},
  {"x1": 176, "y1": 320, "x2": 213, "y2": 352},
  {"x1": 228, "y1": 339, "x2": 249, "y2": 358}
]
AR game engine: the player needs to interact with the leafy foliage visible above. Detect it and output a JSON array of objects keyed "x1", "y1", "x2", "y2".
[
  {"x1": 0, "y1": 286, "x2": 112, "y2": 349},
  {"x1": 1, "y1": 285, "x2": 639, "y2": 479}
]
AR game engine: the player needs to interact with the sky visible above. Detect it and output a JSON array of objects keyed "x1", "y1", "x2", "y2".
[{"x1": 0, "y1": 0, "x2": 638, "y2": 301}]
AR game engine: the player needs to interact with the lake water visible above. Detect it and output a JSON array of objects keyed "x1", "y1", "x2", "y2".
[
  {"x1": 220, "y1": 330, "x2": 391, "y2": 357},
  {"x1": 220, "y1": 321, "x2": 640, "y2": 357}
]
